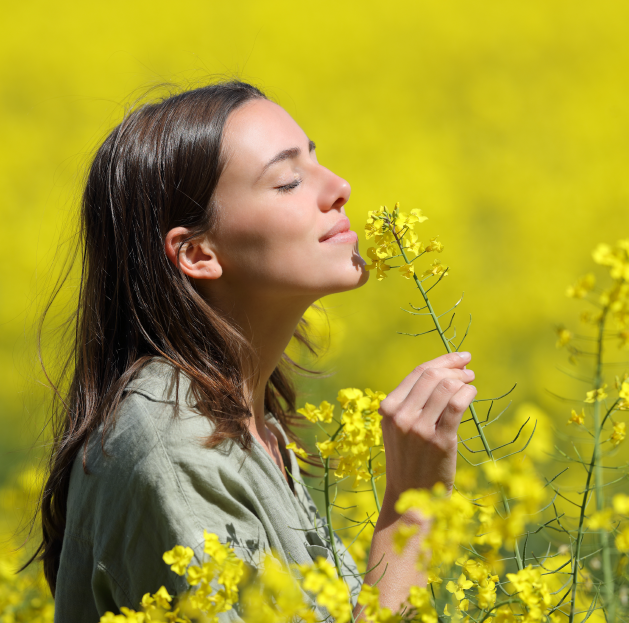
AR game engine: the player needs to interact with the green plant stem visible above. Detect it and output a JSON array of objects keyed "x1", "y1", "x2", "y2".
[
  {"x1": 591, "y1": 309, "x2": 615, "y2": 620},
  {"x1": 478, "y1": 599, "x2": 521, "y2": 622},
  {"x1": 389, "y1": 219, "x2": 511, "y2": 515},
  {"x1": 324, "y1": 455, "x2": 343, "y2": 579},
  {"x1": 569, "y1": 429, "x2": 600, "y2": 623},
  {"x1": 568, "y1": 305, "x2": 617, "y2": 622},
  {"x1": 321, "y1": 424, "x2": 355, "y2": 621},
  {"x1": 368, "y1": 453, "x2": 382, "y2": 513}
]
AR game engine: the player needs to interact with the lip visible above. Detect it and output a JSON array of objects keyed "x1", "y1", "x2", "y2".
[{"x1": 320, "y1": 216, "x2": 354, "y2": 242}]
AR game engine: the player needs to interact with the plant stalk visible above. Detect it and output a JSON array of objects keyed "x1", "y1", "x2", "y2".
[
  {"x1": 592, "y1": 309, "x2": 615, "y2": 619},
  {"x1": 389, "y1": 217, "x2": 511, "y2": 514}
]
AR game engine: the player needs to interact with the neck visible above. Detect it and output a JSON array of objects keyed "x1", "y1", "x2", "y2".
[{"x1": 204, "y1": 287, "x2": 315, "y2": 444}]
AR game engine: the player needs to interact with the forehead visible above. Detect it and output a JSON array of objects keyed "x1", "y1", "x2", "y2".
[{"x1": 222, "y1": 99, "x2": 308, "y2": 169}]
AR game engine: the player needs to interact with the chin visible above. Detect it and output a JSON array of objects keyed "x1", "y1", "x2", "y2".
[{"x1": 326, "y1": 263, "x2": 370, "y2": 296}]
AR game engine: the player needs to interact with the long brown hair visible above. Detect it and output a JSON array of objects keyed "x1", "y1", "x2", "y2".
[{"x1": 29, "y1": 80, "x2": 325, "y2": 594}]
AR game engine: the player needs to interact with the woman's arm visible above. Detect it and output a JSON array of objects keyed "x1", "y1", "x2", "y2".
[{"x1": 353, "y1": 351, "x2": 477, "y2": 619}]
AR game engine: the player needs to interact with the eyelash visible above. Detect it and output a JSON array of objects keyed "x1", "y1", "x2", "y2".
[{"x1": 276, "y1": 178, "x2": 302, "y2": 194}]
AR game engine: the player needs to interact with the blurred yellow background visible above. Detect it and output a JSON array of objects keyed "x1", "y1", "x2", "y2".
[{"x1": 1, "y1": 0, "x2": 628, "y2": 486}]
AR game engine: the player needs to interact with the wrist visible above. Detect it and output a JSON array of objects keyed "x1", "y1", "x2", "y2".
[{"x1": 379, "y1": 492, "x2": 431, "y2": 529}]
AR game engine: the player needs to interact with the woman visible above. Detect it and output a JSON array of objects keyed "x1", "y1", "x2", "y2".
[{"x1": 33, "y1": 80, "x2": 477, "y2": 621}]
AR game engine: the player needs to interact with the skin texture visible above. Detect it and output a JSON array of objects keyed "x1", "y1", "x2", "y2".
[{"x1": 164, "y1": 98, "x2": 477, "y2": 617}]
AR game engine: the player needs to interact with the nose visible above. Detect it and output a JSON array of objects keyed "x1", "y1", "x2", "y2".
[{"x1": 318, "y1": 166, "x2": 351, "y2": 212}]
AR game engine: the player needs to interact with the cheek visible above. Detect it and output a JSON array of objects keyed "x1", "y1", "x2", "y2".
[{"x1": 221, "y1": 205, "x2": 316, "y2": 266}]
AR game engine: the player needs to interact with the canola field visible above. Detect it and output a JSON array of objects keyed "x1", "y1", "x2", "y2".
[{"x1": 1, "y1": 1, "x2": 628, "y2": 620}]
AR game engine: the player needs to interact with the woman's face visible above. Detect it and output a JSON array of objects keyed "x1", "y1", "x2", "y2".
[{"x1": 205, "y1": 98, "x2": 369, "y2": 304}]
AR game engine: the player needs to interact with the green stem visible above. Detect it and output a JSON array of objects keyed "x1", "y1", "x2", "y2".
[
  {"x1": 389, "y1": 217, "x2": 510, "y2": 514},
  {"x1": 478, "y1": 599, "x2": 522, "y2": 622},
  {"x1": 592, "y1": 309, "x2": 615, "y2": 619},
  {"x1": 368, "y1": 453, "x2": 382, "y2": 513},
  {"x1": 321, "y1": 423, "x2": 355, "y2": 622},
  {"x1": 568, "y1": 305, "x2": 616, "y2": 622},
  {"x1": 568, "y1": 428, "x2": 598, "y2": 623},
  {"x1": 324, "y1": 455, "x2": 343, "y2": 578}
]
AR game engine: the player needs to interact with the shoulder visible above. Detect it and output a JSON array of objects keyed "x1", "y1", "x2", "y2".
[
  {"x1": 63, "y1": 358, "x2": 270, "y2": 567},
  {"x1": 67, "y1": 358, "x2": 258, "y2": 539},
  {"x1": 98, "y1": 358, "x2": 236, "y2": 466}
]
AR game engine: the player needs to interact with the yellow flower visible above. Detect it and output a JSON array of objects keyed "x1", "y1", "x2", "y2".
[
  {"x1": 457, "y1": 557, "x2": 492, "y2": 583},
  {"x1": 374, "y1": 238, "x2": 396, "y2": 259},
  {"x1": 616, "y1": 526, "x2": 629, "y2": 552},
  {"x1": 408, "y1": 586, "x2": 437, "y2": 622},
  {"x1": 476, "y1": 579, "x2": 497, "y2": 609},
  {"x1": 410, "y1": 208, "x2": 429, "y2": 224},
  {"x1": 297, "y1": 400, "x2": 335, "y2": 423},
  {"x1": 592, "y1": 243, "x2": 614, "y2": 266},
  {"x1": 365, "y1": 213, "x2": 386, "y2": 240},
  {"x1": 119, "y1": 608, "x2": 146, "y2": 623},
  {"x1": 592, "y1": 240, "x2": 629, "y2": 279},
  {"x1": 421, "y1": 259, "x2": 449, "y2": 278},
  {"x1": 586, "y1": 508, "x2": 614, "y2": 531},
  {"x1": 446, "y1": 573, "x2": 473, "y2": 600},
  {"x1": 365, "y1": 247, "x2": 392, "y2": 280},
  {"x1": 316, "y1": 438, "x2": 337, "y2": 459},
  {"x1": 393, "y1": 523, "x2": 418, "y2": 554},
  {"x1": 427, "y1": 568, "x2": 443, "y2": 585},
  {"x1": 403, "y1": 230, "x2": 425, "y2": 256},
  {"x1": 555, "y1": 326, "x2": 573, "y2": 348},
  {"x1": 150, "y1": 586, "x2": 173, "y2": 610},
  {"x1": 567, "y1": 408, "x2": 585, "y2": 425},
  {"x1": 493, "y1": 605, "x2": 519, "y2": 622},
  {"x1": 585, "y1": 384, "x2": 607, "y2": 403},
  {"x1": 399, "y1": 262, "x2": 415, "y2": 279},
  {"x1": 337, "y1": 387, "x2": 366, "y2": 408},
  {"x1": 298, "y1": 558, "x2": 351, "y2": 623},
  {"x1": 357, "y1": 584, "x2": 381, "y2": 621},
  {"x1": 506, "y1": 566, "x2": 551, "y2": 614},
  {"x1": 203, "y1": 530, "x2": 229, "y2": 564},
  {"x1": 613, "y1": 493, "x2": 629, "y2": 515},
  {"x1": 365, "y1": 388, "x2": 387, "y2": 410},
  {"x1": 424, "y1": 236, "x2": 444, "y2": 253},
  {"x1": 610, "y1": 421, "x2": 626, "y2": 446},
  {"x1": 186, "y1": 562, "x2": 212, "y2": 586},
  {"x1": 286, "y1": 442, "x2": 308, "y2": 460},
  {"x1": 100, "y1": 613, "x2": 129, "y2": 623},
  {"x1": 566, "y1": 273, "x2": 595, "y2": 298},
  {"x1": 297, "y1": 402, "x2": 320, "y2": 422},
  {"x1": 394, "y1": 488, "x2": 434, "y2": 517},
  {"x1": 162, "y1": 545, "x2": 194, "y2": 576}
]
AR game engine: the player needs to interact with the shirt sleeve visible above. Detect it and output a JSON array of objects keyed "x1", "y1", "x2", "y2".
[
  {"x1": 58, "y1": 384, "x2": 358, "y2": 622},
  {"x1": 60, "y1": 392, "x2": 271, "y2": 620}
]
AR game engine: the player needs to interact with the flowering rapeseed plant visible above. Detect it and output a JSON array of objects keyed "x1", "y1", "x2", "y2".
[
  {"x1": 0, "y1": 469, "x2": 54, "y2": 623},
  {"x1": 2, "y1": 208, "x2": 628, "y2": 623}
]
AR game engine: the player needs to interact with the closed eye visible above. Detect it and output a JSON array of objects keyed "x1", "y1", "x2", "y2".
[{"x1": 276, "y1": 178, "x2": 302, "y2": 194}]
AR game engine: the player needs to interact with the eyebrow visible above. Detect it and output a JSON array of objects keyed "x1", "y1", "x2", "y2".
[{"x1": 256, "y1": 139, "x2": 316, "y2": 182}]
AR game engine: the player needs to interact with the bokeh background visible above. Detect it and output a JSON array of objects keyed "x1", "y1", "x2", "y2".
[{"x1": 2, "y1": 0, "x2": 629, "y2": 490}]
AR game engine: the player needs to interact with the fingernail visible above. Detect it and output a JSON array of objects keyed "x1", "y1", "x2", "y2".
[
  {"x1": 465, "y1": 369, "x2": 474, "y2": 377},
  {"x1": 457, "y1": 352, "x2": 471, "y2": 359}
]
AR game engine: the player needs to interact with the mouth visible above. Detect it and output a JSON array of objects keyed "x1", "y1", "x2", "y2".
[{"x1": 319, "y1": 216, "x2": 358, "y2": 243}]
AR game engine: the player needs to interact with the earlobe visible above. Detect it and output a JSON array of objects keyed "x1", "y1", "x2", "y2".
[{"x1": 164, "y1": 227, "x2": 223, "y2": 281}]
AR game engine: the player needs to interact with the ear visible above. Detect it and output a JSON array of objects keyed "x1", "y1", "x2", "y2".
[{"x1": 165, "y1": 227, "x2": 223, "y2": 281}]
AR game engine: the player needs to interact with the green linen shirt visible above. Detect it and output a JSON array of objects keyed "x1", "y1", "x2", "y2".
[{"x1": 54, "y1": 359, "x2": 362, "y2": 622}]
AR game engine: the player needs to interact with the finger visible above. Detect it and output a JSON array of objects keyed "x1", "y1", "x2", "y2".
[
  {"x1": 414, "y1": 377, "x2": 467, "y2": 429},
  {"x1": 384, "y1": 351, "x2": 472, "y2": 405},
  {"x1": 395, "y1": 367, "x2": 474, "y2": 426},
  {"x1": 435, "y1": 384, "x2": 478, "y2": 436}
]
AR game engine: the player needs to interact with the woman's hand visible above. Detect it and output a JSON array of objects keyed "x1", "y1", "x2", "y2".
[
  {"x1": 354, "y1": 352, "x2": 476, "y2": 619},
  {"x1": 378, "y1": 351, "x2": 476, "y2": 506}
]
